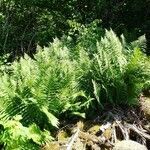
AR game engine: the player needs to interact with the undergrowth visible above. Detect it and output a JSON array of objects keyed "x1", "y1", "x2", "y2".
[{"x1": 0, "y1": 25, "x2": 149, "y2": 149}]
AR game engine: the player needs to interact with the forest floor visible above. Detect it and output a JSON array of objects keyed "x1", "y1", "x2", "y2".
[{"x1": 42, "y1": 95, "x2": 150, "y2": 150}]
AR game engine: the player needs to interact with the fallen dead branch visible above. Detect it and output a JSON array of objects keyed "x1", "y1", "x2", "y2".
[
  {"x1": 43, "y1": 107, "x2": 150, "y2": 150},
  {"x1": 66, "y1": 128, "x2": 80, "y2": 150}
]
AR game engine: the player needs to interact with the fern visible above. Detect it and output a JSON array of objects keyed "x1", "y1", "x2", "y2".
[
  {"x1": 0, "y1": 115, "x2": 52, "y2": 150},
  {"x1": 124, "y1": 48, "x2": 150, "y2": 104},
  {"x1": 91, "y1": 30, "x2": 127, "y2": 105},
  {"x1": 0, "y1": 26, "x2": 149, "y2": 134},
  {"x1": 130, "y1": 35, "x2": 147, "y2": 52},
  {"x1": 79, "y1": 29, "x2": 150, "y2": 108},
  {"x1": 0, "y1": 39, "x2": 87, "y2": 130}
]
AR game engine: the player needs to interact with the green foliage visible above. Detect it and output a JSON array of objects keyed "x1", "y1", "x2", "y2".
[
  {"x1": 0, "y1": 0, "x2": 150, "y2": 148},
  {"x1": 73, "y1": 29, "x2": 149, "y2": 108},
  {"x1": 0, "y1": 115, "x2": 52, "y2": 150},
  {"x1": 0, "y1": 38, "x2": 89, "y2": 130},
  {"x1": 0, "y1": 27, "x2": 149, "y2": 148},
  {"x1": 125, "y1": 48, "x2": 150, "y2": 102},
  {"x1": 91, "y1": 30, "x2": 127, "y2": 106},
  {"x1": 0, "y1": 0, "x2": 77, "y2": 58},
  {"x1": 1, "y1": 0, "x2": 149, "y2": 58},
  {"x1": 67, "y1": 20, "x2": 104, "y2": 56}
]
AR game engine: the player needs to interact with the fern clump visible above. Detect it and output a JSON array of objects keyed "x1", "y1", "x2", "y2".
[
  {"x1": 0, "y1": 39, "x2": 88, "y2": 130},
  {"x1": 0, "y1": 28, "x2": 149, "y2": 126},
  {"x1": 91, "y1": 30, "x2": 127, "y2": 106},
  {"x1": 78, "y1": 29, "x2": 150, "y2": 108},
  {"x1": 0, "y1": 25, "x2": 149, "y2": 148},
  {"x1": 124, "y1": 48, "x2": 150, "y2": 103}
]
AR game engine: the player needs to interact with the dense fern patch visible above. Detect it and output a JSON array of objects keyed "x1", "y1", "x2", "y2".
[{"x1": 0, "y1": 29, "x2": 149, "y2": 149}]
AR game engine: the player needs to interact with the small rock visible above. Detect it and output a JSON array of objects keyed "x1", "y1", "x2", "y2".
[{"x1": 113, "y1": 140, "x2": 147, "y2": 150}]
